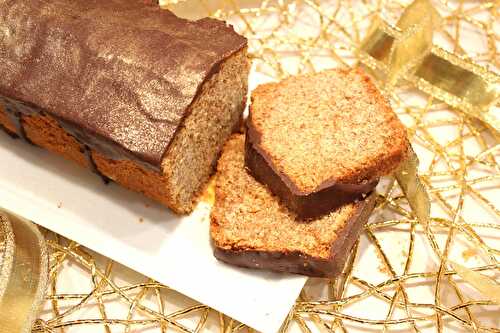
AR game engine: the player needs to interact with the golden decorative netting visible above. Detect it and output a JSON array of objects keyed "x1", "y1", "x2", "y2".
[{"x1": 31, "y1": 0, "x2": 499, "y2": 332}]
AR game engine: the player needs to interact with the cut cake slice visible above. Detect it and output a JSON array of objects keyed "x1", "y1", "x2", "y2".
[
  {"x1": 210, "y1": 135, "x2": 376, "y2": 277},
  {"x1": 246, "y1": 68, "x2": 408, "y2": 218}
]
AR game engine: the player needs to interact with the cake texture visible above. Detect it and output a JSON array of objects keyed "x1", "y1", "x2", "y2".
[
  {"x1": 246, "y1": 68, "x2": 409, "y2": 218},
  {"x1": 0, "y1": 0, "x2": 249, "y2": 213},
  {"x1": 211, "y1": 135, "x2": 377, "y2": 277}
]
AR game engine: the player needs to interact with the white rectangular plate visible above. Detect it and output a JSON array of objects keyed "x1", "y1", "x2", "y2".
[{"x1": 0, "y1": 129, "x2": 306, "y2": 333}]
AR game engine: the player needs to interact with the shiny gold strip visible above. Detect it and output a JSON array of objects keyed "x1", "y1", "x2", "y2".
[
  {"x1": 0, "y1": 211, "x2": 48, "y2": 333},
  {"x1": 360, "y1": 1, "x2": 499, "y2": 134},
  {"x1": 386, "y1": 0, "x2": 440, "y2": 86},
  {"x1": 0, "y1": 214, "x2": 15, "y2": 303},
  {"x1": 394, "y1": 148, "x2": 430, "y2": 226},
  {"x1": 450, "y1": 261, "x2": 500, "y2": 305},
  {"x1": 411, "y1": 47, "x2": 499, "y2": 135}
]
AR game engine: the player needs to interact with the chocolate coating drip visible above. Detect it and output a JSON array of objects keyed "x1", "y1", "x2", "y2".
[
  {"x1": 83, "y1": 146, "x2": 111, "y2": 184},
  {"x1": 0, "y1": 95, "x2": 112, "y2": 183},
  {"x1": 0, "y1": 123, "x2": 18, "y2": 139},
  {"x1": 0, "y1": 97, "x2": 33, "y2": 144},
  {"x1": 5, "y1": 110, "x2": 25, "y2": 141},
  {"x1": 0, "y1": 0, "x2": 247, "y2": 170}
]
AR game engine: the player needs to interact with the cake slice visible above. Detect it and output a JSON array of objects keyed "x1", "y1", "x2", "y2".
[
  {"x1": 246, "y1": 68, "x2": 408, "y2": 218},
  {"x1": 211, "y1": 135, "x2": 376, "y2": 277},
  {"x1": 0, "y1": 0, "x2": 249, "y2": 214}
]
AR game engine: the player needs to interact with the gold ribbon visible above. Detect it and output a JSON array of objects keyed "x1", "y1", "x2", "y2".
[
  {"x1": 360, "y1": 0, "x2": 500, "y2": 135},
  {"x1": 395, "y1": 148, "x2": 430, "y2": 226},
  {"x1": 450, "y1": 261, "x2": 500, "y2": 305},
  {"x1": 360, "y1": 0, "x2": 499, "y2": 225},
  {"x1": 0, "y1": 211, "x2": 48, "y2": 333}
]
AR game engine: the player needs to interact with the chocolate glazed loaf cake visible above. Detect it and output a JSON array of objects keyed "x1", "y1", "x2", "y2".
[
  {"x1": 246, "y1": 68, "x2": 409, "y2": 219},
  {"x1": 0, "y1": 0, "x2": 249, "y2": 213},
  {"x1": 211, "y1": 135, "x2": 376, "y2": 277}
]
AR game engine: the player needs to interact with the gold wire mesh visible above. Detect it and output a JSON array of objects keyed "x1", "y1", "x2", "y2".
[{"x1": 31, "y1": 0, "x2": 499, "y2": 332}]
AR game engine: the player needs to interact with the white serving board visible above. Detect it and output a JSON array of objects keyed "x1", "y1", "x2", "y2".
[{"x1": 0, "y1": 88, "x2": 306, "y2": 333}]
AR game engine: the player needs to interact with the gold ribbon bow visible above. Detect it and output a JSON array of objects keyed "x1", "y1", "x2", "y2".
[
  {"x1": 359, "y1": 0, "x2": 500, "y2": 226},
  {"x1": 360, "y1": 0, "x2": 500, "y2": 136},
  {"x1": 0, "y1": 211, "x2": 48, "y2": 333}
]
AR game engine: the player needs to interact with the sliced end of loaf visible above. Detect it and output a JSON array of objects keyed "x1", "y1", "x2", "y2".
[
  {"x1": 162, "y1": 48, "x2": 249, "y2": 213},
  {"x1": 248, "y1": 67, "x2": 410, "y2": 195},
  {"x1": 210, "y1": 135, "x2": 376, "y2": 277}
]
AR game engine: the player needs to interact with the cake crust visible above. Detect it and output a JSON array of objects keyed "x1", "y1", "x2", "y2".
[
  {"x1": 246, "y1": 68, "x2": 408, "y2": 218},
  {"x1": 211, "y1": 135, "x2": 376, "y2": 277}
]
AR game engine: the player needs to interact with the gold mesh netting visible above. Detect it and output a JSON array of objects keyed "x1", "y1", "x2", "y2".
[{"x1": 31, "y1": 0, "x2": 499, "y2": 332}]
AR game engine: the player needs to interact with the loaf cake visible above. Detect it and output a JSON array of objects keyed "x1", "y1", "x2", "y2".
[
  {"x1": 246, "y1": 68, "x2": 409, "y2": 218},
  {"x1": 211, "y1": 135, "x2": 376, "y2": 277},
  {"x1": 0, "y1": 0, "x2": 249, "y2": 214}
]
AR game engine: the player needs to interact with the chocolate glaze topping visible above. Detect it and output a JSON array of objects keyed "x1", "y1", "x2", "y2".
[{"x1": 0, "y1": 0, "x2": 247, "y2": 171}]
